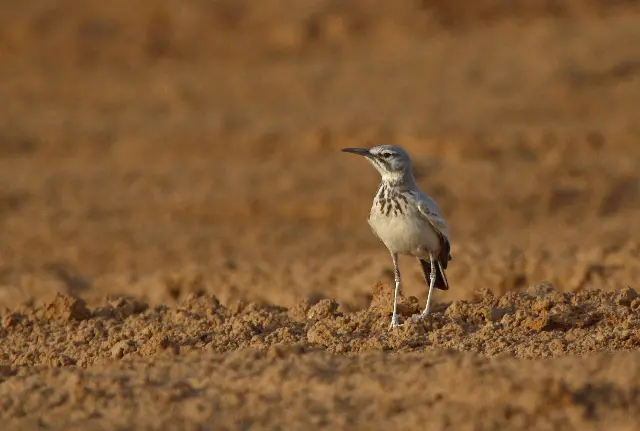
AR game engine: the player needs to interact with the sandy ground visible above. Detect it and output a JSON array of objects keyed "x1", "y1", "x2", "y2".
[{"x1": 1, "y1": 1, "x2": 640, "y2": 429}]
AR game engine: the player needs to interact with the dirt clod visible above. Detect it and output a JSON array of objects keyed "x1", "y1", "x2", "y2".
[
  {"x1": 1, "y1": 1, "x2": 640, "y2": 429},
  {"x1": 526, "y1": 281, "x2": 556, "y2": 298},
  {"x1": 307, "y1": 299, "x2": 339, "y2": 320},
  {"x1": 111, "y1": 340, "x2": 137, "y2": 359},
  {"x1": 40, "y1": 294, "x2": 91, "y2": 322},
  {"x1": 616, "y1": 286, "x2": 638, "y2": 305}
]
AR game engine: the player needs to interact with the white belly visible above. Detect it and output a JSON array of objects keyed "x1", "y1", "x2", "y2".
[{"x1": 368, "y1": 205, "x2": 440, "y2": 257}]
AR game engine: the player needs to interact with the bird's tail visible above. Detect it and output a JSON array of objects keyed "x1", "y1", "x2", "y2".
[{"x1": 419, "y1": 258, "x2": 449, "y2": 291}]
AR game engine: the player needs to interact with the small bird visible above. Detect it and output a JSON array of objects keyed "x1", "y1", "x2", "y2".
[{"x1": 342, "y1": 145, "x2": 452, "y2": 328}]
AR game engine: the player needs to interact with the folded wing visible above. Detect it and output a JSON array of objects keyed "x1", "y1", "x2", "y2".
[{"x1": 413, "y1": 191, "x2": 452, "y2": 266}]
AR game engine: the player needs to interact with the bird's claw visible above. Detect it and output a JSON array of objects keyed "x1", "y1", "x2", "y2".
[
  {"x1": 411, "y1": 312, "x2": 429, "y2": 322},
  {"x1": 389, "y1": 318, "x2": 403, "y2": 329}
]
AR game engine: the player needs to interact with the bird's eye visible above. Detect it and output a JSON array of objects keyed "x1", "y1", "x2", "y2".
[{"x1": 381, "y1": 152, "x2": 393, "y2": 158}]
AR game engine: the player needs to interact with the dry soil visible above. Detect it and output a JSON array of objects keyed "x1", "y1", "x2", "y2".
[{"x1": 1, "y1": 1, "x2": 640, "y2": 430}]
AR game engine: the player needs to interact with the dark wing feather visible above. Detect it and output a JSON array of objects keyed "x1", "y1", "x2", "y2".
[
  {"x1": 419, "y1": 258, "x2": 449, "y2": 291},
  {"x1": 414, "y1": 192, "x2": 452, "y2": 290}
]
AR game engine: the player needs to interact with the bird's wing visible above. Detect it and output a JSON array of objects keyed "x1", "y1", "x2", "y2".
[
  {"x1": 413, "y1": 192, "x2": 450, "y2": 240},
  {"x1": 412, "y1": 191, "x2": 452, "y2": 265}
]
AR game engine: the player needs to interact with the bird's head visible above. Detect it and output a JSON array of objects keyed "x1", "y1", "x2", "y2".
[{"x1": 341, "y1": 145, "x2": 413, "y2": 183}]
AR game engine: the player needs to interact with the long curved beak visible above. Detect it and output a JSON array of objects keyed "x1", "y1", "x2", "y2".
[{"x1": 341, "y1": 148, "x2": 370, "y2": 156}]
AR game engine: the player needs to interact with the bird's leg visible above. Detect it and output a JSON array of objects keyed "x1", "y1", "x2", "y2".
[
  {"x1": 389, "y1": 252, "x2": 402, "y2": 329},
  {"x1": 416, "y1": 253, "x2": 436, "y2": 320}
]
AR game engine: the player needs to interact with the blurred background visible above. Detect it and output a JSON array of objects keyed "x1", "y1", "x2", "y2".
[{"x1": 0, "y1": 0, "x2": 639, "y2": 311}]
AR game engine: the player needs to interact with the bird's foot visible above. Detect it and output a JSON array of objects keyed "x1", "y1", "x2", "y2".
[
  {"x1": 412, "y1": 312, "x2": 430, "y2": 322},
  {"x1": 389, "y1": 317, "x2": 403, "y2": 329}
]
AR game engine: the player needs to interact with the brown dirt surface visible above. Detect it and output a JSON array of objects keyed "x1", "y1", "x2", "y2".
[{"x1": 1, "y1": 0, "x2": 640, "y2": 429}]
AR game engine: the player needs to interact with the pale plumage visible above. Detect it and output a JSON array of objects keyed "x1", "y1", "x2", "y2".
[{"x1": 342, "y1": 145, "x2": 452, "y2": 328}]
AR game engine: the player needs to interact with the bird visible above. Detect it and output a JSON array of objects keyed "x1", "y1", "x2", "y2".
[{"x1": 342, "y1": 145, "x2": 452, "y2": 328}]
